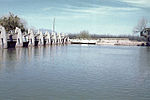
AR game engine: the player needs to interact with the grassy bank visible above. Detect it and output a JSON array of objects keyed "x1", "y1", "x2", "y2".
[{"x1": 68, "y1": 32, "x2": 146, "y2": 42}]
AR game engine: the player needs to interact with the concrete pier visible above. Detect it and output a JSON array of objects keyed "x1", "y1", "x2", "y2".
[
  {"x1": 15, "y1": 27, "x2": 23, "y2": 47},
  {"x1": 0, "y1": 26, "x2": 7, "y2": 48},
  {"x1": 28, "y1": 29, "x2": 35, "y2": 47},
  {"x1": 45, "y1": 31, "x2": 51, "y2": 45},
  {"x1": 38, "y1": 30, "x2": 44, "y2": 46},
  {"x1": 0, "y1": 26, "x2": 70, "y2": 49}
]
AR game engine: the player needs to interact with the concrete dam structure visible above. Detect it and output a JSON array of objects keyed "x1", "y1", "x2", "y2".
[{"x1": 0, "y1": 26, "x2": 70, "y2": 49}]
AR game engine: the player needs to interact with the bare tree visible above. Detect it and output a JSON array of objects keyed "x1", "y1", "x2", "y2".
[{"x1": 133, "y1": 17, "x2": 148, "y2": 34}]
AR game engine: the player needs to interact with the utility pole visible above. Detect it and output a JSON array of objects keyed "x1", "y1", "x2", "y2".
[{"x1": 52, "y1": 18, "x2": 55, "y2": 32}]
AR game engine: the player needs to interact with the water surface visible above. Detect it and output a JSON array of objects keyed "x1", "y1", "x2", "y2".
[{"x1": 0, "y1": 45, "x2": 150, "y2": 100}]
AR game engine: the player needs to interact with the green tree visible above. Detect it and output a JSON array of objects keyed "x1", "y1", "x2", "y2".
[
  {"x1": 0, "y1": 12, "x2": 26, "y2": 32},
  {"x1": 77, "y1": 30, "x2": 91, "y2": 39}
]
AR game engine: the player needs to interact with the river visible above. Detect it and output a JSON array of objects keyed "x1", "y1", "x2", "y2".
[{"x1": 0, "y1": 44, "x2": 150, "y2": 100}]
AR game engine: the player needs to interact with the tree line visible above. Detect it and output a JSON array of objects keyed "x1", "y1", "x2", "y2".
[{"x1": 68, "y1": 31, "x2": 146, "y2": 41}]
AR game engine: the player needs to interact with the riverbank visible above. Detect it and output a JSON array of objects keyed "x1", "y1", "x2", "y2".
[{"x1": 70, "y1": 38, "x2": 146, "y2": 46}]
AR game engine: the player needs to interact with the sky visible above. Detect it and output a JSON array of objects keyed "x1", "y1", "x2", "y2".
[{"x1": 0, "y1": 0, "x2": 150, "y2": 35}]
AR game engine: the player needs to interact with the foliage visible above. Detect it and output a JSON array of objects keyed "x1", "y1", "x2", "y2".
[
  {"x1": 0, "y1": 12, "x2": 26, "y2": 32},
  {"x1": 68, "y1": 33, "x2": 77, "y2": 39},
  {"x1": 69, "y1": 30, "x2": 91, "y2": 39},
  {"x1": 77, "y1": 30, "x2": 91, "y2": 39}
]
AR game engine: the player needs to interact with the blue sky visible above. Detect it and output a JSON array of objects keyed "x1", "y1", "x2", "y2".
[{"x1": 0, "y1": 0, "x2": 150, "y2": 35}]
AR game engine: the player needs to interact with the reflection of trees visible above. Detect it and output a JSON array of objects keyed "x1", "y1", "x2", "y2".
[
  {"x1": 0, "y1": 49, "x2": 7, "y2": 70},
  {"x1": 0, "y1": 49, "x2": 6, "y2": 61},
  {"x1": 137, "y1": 47, "x2": 150, "y2": 83},
  {"x1": 0, "y1": 48, "x2": 19, "y2": 72}
]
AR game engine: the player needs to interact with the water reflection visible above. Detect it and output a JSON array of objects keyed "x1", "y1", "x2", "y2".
[
  {"x1": 16, "y1": 48, "x2": 23, "y2": 61},
  {"x1": 28, "y1": 47, "x2": 35, "y2": 61},
  {"x1": 0, "y1": 49, "x2": 7, "y2": 70},
  {"x1": 0, "y1": 48, "x2": 19, "y2": 72},
  {"x1": 0, "y1": 45, "x2": 150, "y2": 100},
  {"x1": 0, "y1": 45, "x2": 69, "y2": 71},
  {"x1": 0, "y1": 49, "x2": 7, "y2": 62},
  {"x1": 136, "y1": 47, "x2": 150, "y2": 84},
  {"x1": 38, "y1": 46, "x2": 44, "y2": 59}
]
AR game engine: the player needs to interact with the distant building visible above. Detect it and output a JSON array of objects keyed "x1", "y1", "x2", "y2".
[
  {"x1": 140, "y1": 28, "x2": 150, "y2": 43},
  {"x1": 140, "y1": 28, "x2": 150, "y2": 37}
]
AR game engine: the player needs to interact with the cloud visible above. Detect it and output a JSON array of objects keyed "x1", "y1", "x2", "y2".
[
  {"x1": 42, "y1": 4, "x2": 141, "y2": 16},
  {"x1": 60, "y1": 5, "x2": 141, "y2": 16},
  {"x1": 119, "y1": 0, "x2": 150, "y2": 8},
  {"x1": 42, "y1": 7, "x2": 53, "y2": 11}
]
